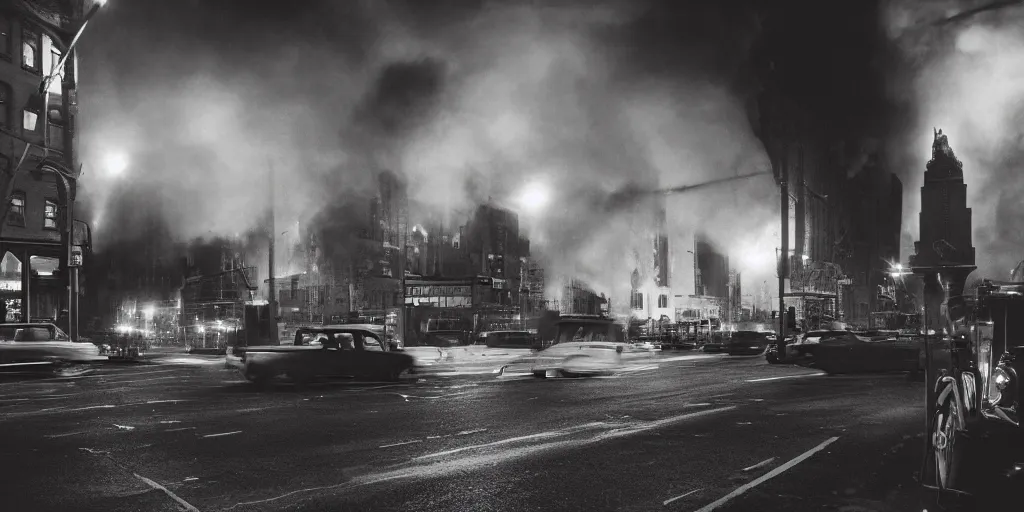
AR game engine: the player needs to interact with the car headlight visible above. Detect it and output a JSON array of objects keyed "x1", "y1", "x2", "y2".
[{"x1": 990, "y1": 366, "x2": 1015, "y2": 405}]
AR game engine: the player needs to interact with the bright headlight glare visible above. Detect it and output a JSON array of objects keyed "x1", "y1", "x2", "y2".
[{"x1": 993, "y1": 367, "x2": 1011, "y2": 391}]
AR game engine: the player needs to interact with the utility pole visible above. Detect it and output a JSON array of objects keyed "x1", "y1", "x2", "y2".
[
  {"x1": 778, "y1": 149, "x2": 789, "y2": 352},
  {"x1": 267, "y1": 162, "x2": 278, "y2": 343}
]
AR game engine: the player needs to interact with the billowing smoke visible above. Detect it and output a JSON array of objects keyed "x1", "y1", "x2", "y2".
[
  {"x1": 883, "y1": 0, "x2": 1024, "y2": 279},
  {"x1": 79, "y1": 0, "x2": 774, "y2": 302}
]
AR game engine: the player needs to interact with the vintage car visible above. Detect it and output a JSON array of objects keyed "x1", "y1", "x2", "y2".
[
  {"x1": 923, "y1": 280, "x2": 1024, "y2": 503},
  {"x1": 483, "y1": 330, "x2": 540, "y2": 349},
  {"x1": 497, "y1": 314, "x2": 628, "y2": 378},
  {"x1": 726, "y1": 331, "x2": 772, "y2": 356},
  {"x1": 0, "y1": 323, "x2": 105, "y2": 371},
  {"x1": 239, "y1": 326, "x2": 415, "y2": 387}
]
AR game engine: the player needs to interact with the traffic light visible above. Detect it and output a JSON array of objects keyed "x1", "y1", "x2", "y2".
[{"x1": 771, "y1": 310, "x2": 777, "y2": 320}]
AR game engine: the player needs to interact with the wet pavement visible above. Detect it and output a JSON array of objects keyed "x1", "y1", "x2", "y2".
[{"x1": 0, "y1": 351, "x2": 936, "y2": 511}]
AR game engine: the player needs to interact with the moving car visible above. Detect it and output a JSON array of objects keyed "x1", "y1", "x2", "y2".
[
  {"x1": 702, "y1": 333, "x2": 728, "y2": 353},
  {"x1": 239, "y1": 326, "x2": 415, "y2": 387},
  {"x1": 483, "y1": 330, "x2": 540, "y2": 349},
  {"x1": 0, "y1": 323, "x2": 105, "y2": 372},
  {"x1": 726, "y1": 331, "x2": 771, "y2": 356},
  {"x1": 497, "y1": 314, "x2": 629, "y2": 378}
]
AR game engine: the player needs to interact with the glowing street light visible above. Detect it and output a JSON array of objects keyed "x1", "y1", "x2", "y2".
[
  {"x1": 104, "y1": 151, "x2": 128, "y2": 178},
  {"x1": 515, "y1": 180, "x2": 551, "y2": 214}
]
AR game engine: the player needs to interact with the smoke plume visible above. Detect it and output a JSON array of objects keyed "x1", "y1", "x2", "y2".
[{"x1": 79, "y1": 0, "x2": 775, "y2": 303}]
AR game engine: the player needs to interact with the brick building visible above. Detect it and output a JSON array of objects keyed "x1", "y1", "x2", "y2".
[{"x1": 0, "y1": 1, "x2": 89, "y2": 328}]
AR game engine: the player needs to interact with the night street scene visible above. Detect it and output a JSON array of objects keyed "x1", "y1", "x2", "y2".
[{"x1": 3, "y1": 0, "x2": 1024, "y2": 511}]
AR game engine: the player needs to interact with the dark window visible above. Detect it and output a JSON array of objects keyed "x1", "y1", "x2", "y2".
[
  {"x1": 44, "y1": 199, "x2": 57, "y2": 230},
  {"x1": 8, "y1": 192, "x2": 25, "y2": 226},
  {"x1": 631, "y1": 291, "x2": 643, "y2": 310},
  {"x1": 46, "y1": 108, "x2": 63, "y2": 152},
  {"x1": 0, "y1": 15, "x2": 10, "y2": 58},
  {"x1": 658, "y1": 294, "x2": 668, "y2": 308},
  {"x1": 0, "y1": 82, "x2": 9, "y2": 127},
  {"x1": 22, "y1": 25, "x2": 41, "y2": 73}
]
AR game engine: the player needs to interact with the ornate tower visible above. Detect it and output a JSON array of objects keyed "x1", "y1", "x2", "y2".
[{"x1": 910, "y1": 129, "x2": 976, "y2": 335}]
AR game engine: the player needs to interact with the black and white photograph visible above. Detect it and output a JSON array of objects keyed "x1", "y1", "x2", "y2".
[{"x1": 0, "y1": 0, "x2": 1022, "y2": 510}]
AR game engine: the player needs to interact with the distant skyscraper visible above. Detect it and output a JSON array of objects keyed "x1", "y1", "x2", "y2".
[{"x1": 695, "y1": 232, "x2": 729, "y2": 299}]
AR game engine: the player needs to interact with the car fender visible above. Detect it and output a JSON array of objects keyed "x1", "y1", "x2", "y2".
[{"x1": 935, "y1": 375, "x2": 967, "y2": 430}]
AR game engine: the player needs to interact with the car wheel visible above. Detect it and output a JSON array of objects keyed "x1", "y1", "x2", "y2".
[
  {"x1": 932, "y1": 390, "x2": 963, "y2": 491},
  {"x1": 532, "y1": 370, "x2": 548, "y2": 378}
]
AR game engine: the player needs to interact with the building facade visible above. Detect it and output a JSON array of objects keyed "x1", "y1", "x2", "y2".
[{"x1": 0, "y1": 0, "x2": 87, "y2": 329}]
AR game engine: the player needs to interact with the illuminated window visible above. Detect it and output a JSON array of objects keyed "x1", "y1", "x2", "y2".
[
  {"x1": 44, "y1": 199, "x2": 58, "y2": 230},
  {"x1": 23, "y1": 109, "x2": 37, "y2": 132},
  {"x1": 44, "y1": 36, "x2": 63, "y2": 95},
  {"x1": 21, "y1": 25, "x2": 40, "y2": 72},
  {"x1": 8, "y1": 192, "x2": 25, "y2": 227}
]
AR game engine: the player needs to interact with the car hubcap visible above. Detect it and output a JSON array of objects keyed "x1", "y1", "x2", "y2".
[{"x1": 933, "y1": 402, "x2": 957, "y2": 488}]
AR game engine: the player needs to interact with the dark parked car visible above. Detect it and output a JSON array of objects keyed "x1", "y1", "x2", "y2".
[
  {"x1": 483, "y1": 330, "x2": 539, "y2": 349},
  {"x1": 727, "y1": 331, "x2": 771, "y2": 356},
  {"x1": 239, "y1": 327, "x2": 415, "y2": 387}
]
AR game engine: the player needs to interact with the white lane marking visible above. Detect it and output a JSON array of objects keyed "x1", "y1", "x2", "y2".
[
  {"x1": 742, "y1": 457, "x2": 776, "y2": 472},
  {"x1": 113, "y1": 424, "x2": 135, "y2": 431},
  {"x1": 0, "y1": 361, "x2": 55, "y2": 367},
  {"x1": 658, "y1": 355, "x2": 720, "y2": 362},
  {"x1": 202, "y1": 430, "x2": 242, "y2": 438},
  {"x1": 693, "y1": 437, "x2": 840, "y2": 512},
  {"x1": 146, "y1": 399, "x2": 189, "y2": 404},
  {"x1": 45, "y1": 430, "x2": 92, "y2": 438},
  {"x1": 165, "y1": 427, "x2": 196, "y2": 432},
  {"x1": 414, "y1": 422, "x2": 610, "y2": 460},
  {"x1": 620, "y1": 365, "x2": 660, "y2": 373},
  {"x1": 457, "y1": 428, "x2": 487, "y2": 436},
  {"x1": 102, "y1": 376, "x2": 181, "y2": 385},
  {"x1": 392, "y1": 393, "x2": 443, "y2": 401},
  {"x1": 685, "y1": 403, "x2": 712, "y2": 407},
  {"x1": 69, "y1": 368, "x2": 182, "y2": 380},
  {"x1": 160, "y1": 420, "x2": 181, "y2": 424},
  {"x1": 65, "y1": 404, "x2": 116, "y2": 412},
  {"x1": 708, "y1": 393, "x2": 734, "y2": 398},
  {"x1": 592, "y1": 407, "x2": 738, "y2": 441},
  {"x1": 79, "y1": 447, "x2": 108, "y2": 455},
  {"x1": 663, "y1": 488, "x2": 702, "y2": 505},
  {"x1": 379, "y1": 440, "x2": 423, "y2": 448},
  {"x1": 746, "y1": 373, "x2": 825, "y2": 382},
  {"x1": 133, "y1": 473, "x2": 203, "y2": 512}
]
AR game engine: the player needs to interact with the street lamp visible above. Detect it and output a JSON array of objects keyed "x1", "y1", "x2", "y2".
[
  {"x1": 514, "y1": 179, "x2": 551, "y2": 215},
  {"x1": 24, "y1": 0, "x2": 108, "y2": 130},
  {"x1": 104, "y1": 151, "x2": 128, "y2": 178}
]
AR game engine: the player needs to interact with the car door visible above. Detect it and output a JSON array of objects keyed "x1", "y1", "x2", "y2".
[
  {"x1": 352, "y1": 332, "x2": 392, "y2": 378},
  {"x1": 317, "y1": 333, "x2": 356, "y2": 377}
]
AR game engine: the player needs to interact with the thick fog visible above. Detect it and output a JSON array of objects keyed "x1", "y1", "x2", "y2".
[
  {"x1": 77, "y1": 0, "x2": 775, "y2": 300},
  {"x1": 884, "y1": 0, "x2": 1024, "y2": 280}
]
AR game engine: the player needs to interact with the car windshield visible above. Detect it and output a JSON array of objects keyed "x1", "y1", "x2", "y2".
[
  {"x1": 557, "y1": 324, "x2": 614, "y2": 343},
  {"x1": 0, "y1": 325, "x2": 67, "y2": 342}
]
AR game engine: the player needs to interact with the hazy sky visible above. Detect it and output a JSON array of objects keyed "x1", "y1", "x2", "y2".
[{"x1": 72, "y1": 0, "x2": 1024, "y2": 298}]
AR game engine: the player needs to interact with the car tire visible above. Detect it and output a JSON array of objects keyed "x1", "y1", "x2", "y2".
[
  {"x1": 931, "y1": 388, "x2": 964, "y2": 492},
  {"x1": 532, "y1": 370, "x2": 547, "y2": 378}
]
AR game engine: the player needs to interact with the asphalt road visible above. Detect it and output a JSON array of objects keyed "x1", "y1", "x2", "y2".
[{"x1": 0, "y1": 351, "x2": 933, "y2": 512}]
